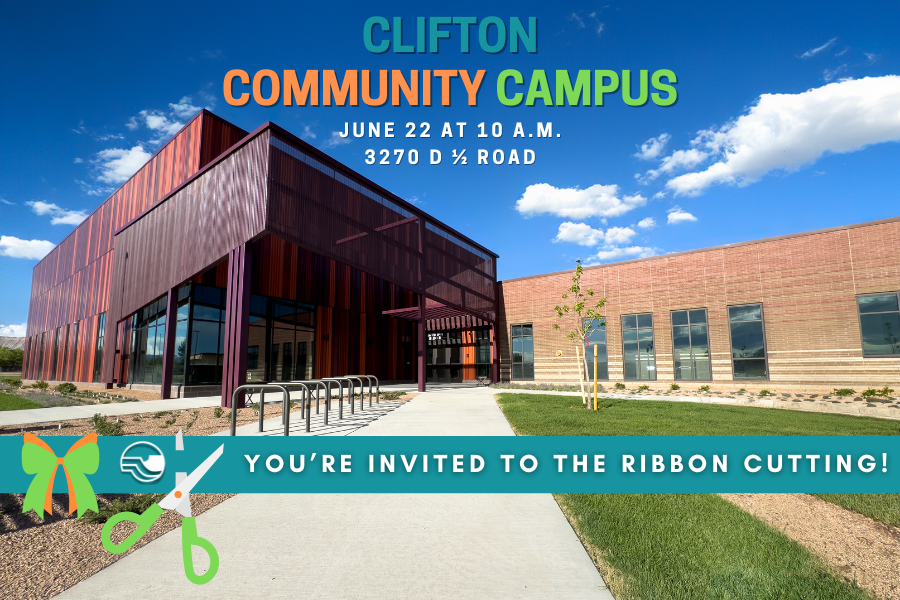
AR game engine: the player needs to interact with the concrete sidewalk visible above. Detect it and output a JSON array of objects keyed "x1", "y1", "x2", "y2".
[
  {"x1": 59, "y1": 388, "x2": 612, "y2": 599},
  {"x1": 0, "y1": 396, "x2": 221, "y2": 427}
]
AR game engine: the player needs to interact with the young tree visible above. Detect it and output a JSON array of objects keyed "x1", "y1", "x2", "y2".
[{"x1": 553, "y1": 260, "x2": 606, "y2": 407}]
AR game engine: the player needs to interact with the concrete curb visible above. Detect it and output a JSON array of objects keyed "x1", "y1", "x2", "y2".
[{"x1": 0, "y1": 396, "x2": 221, "y2": 427}]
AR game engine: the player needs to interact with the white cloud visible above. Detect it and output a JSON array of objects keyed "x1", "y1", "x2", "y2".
[
  {"x1": 94, "y1": 146, "x2": 152, "y2": 184},
  {"x1": 0, "y1": 199, "x2": 13, "y2": 206},
  {"x1": 300, "y1": 125, "x2": 316, "y2": 140},
  {"x1": 0, "y1": 236, "x2": 55, "y2": 259},
  {"x1": 169, "y1": 96, "x2": 202, "y2": 119},
  {"x1": 637, "y1": 217, "x2": 657, "y2": 230},
  {"x1": 865, "y1": 52, "x2": 880, "y2": 64},
  {"x1": 652, "y1": 191, "x2": 666, "y2": 200},
  {"x1": 667, "y1": 206, "x2": 697, "y2": 224},
  {"x1": 0, "y1": 323, "x2": 27, "y2": 337},
  {"x1": 323, "y1": 132, "x2": 352, "y2": 148},
  {"x1": 634, "y1": 133, "x2": 670, "y2": 160},
  {"x1": 823, "y1": 64, "x2": 847, "y2": 82},
  {"x1": 604, "y1": 226, "x2": 637, "y2": 245},
  {"x1": 640, "y1": 148, "x2": 710, "y2": 182},
  {"x1": 516, "y1": 183, "x2": 647, "y2": 220},
  {"x1": 554, "y1": 222, "x2": 606, "y2": 246},
  {"x1": 665, "y1": 76, "x2": 900, "y2": 196},
  {"x1": 591, "y1": 245, "x2": 659, "y2": 263},
  {"x1": 75, "y1": 180, "x2": 114, "y2": 197},
  {"x1": 25, "y1": 201, "x2": 88, "y2": 225},
  {"x1": 73, "y1": 157, "x2": 83, "y2": 164},
  {"x1": 801, "y1": 38, "x2": 837, "y2": 58}
]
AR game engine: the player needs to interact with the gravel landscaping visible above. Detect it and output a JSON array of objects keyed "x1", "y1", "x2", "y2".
[
  {"x1": 1, "y1": 391, "x2": 416, "y2": 598},
  {"x1": 721, "y1": 493, "x2": 900, "y2": 600}
]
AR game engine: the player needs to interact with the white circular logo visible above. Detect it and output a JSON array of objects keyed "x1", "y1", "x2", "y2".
[{"x1": 120, "y1": 441, "x2": 166, "y2": 483}]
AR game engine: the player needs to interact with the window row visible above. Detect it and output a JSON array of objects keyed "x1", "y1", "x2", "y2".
[{"x1": 509, "y1": 291, "x2": 900, "y2": 381}]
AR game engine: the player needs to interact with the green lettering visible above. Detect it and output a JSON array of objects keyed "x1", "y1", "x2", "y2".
[
  {"x1": 497, "y1": 69, "x2": 524, "y2": 106},
  {"x1": 555, "y1": 70, "x2": 591, "y2": 106},
  {"x1": 622, "y1": 70, "x2": 649, "y2": 107},
  {"x1": 652, "y1": 70, "x2": 678, "y2": 106},
  {"x1": 594, "y1": 70, "x2": 619, "y2": 106},
  {"x1": 526, "y1": 70, "x2": 552, "y2": 106}
]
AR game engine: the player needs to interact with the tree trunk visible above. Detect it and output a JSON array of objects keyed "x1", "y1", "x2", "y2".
[{"x1": 575, "y1": 345, "x2": 587, "y2": 406}]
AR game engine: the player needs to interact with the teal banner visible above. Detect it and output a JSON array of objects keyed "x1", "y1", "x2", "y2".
[{"x1": 3, "y1": 436, "x2": 897, "y2": 494}]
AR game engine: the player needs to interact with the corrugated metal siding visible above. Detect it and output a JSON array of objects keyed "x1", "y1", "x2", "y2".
[
  {"x1": 265, "y1": 132, "x2": 497, "y2": 322},
  {"x1": 102, "y1": 131, "x2": 270, "y2": 382},
  {"x1": 24, "y1": 111, "x2": 246, "y2": 382}
]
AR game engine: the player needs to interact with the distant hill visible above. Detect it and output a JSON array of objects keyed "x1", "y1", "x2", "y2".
[{"x1": 0, "y1": 336, "x2": 25, "y2": 350}]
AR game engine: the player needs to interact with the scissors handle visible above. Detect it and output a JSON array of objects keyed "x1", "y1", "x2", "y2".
[
  {"x1": 101, "y1": 503, "x2": 164, "y2": 554},
  {"x1": 181, "y1": 516, "x2": 220, "y2": 585}
]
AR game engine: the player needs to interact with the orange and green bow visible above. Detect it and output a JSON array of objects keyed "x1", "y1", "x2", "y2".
[{"x1": 21, "y1": 432, "x2": 99, "y2": 519}]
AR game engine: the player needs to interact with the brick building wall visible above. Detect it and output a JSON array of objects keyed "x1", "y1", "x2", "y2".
[{"x1": 498, "y1": 217, "x2": 900, "y2": 391}]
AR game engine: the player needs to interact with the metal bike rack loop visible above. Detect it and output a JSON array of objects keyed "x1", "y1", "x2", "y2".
[
  {"x1": 346, "y1": 375, "x2": 379, "y2": 406},
  {"x1": 229, "y1": 384, "x2": 290, "y2": 437}
]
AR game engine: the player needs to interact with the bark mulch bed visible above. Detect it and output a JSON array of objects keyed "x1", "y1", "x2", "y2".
[{"x1": 721, "y1": 493, "x2": 900, "y2": 600}]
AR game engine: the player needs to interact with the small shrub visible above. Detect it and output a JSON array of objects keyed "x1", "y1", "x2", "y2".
[
  {"x1": 833, "y1": 388, "x2": 855, "y2": 397},
  {"x1": 380, "y1": 390, "x2": 406, "y2": 401},
  {"x1": 80, "y1": 494, "x2": 164, "y2": 524},
  {"x1": 91, "y1": 413, "x2": 124, "y2": 436},
  {"x1": 154, "y1": 411, "x2": 171, "y2": 418},
  {"x1": 637, "y1": 384, "x2": 650, "y2": 391},
  {"x1": 862, "y1": 387, "x2": 894, "y2": 398},
  {"x1": 1, "y1": 378, "x2": 22, "y2": 388},
  {"x1": 614, "y1": 383, "x2": 626, "y2": 390},
  {"x1": 34, "y1": 380, "x2": 49, "y2": 390},
  {"x1": 56, "y1": 382, "x2": 77, "y2": 393},
  {"x1": 759, "y1": 389, "x2": 772, "y2": 396},
  {"x1": 160, "y1": 417, "x2": 177, "y2": 429},
  {"x1": 670, "y1": 383, "x2": 680, "y2": 391},
  {"x1": 213, "y1": 407, "x2": 224, "y2": 418},
  {"x1": 699, "y1": 385, "x2": 711, "y2": 392},
  {"x1": 737, "y1": 388, "x2": 746, "y2": 393},
  {"x1": 185, "y1": 411, "x2": 200, "y2": 429}
]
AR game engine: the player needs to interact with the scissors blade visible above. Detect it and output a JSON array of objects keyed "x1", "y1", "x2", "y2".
[{"x1": 159, "y1": 444, "x2": 224, "y2": 511}]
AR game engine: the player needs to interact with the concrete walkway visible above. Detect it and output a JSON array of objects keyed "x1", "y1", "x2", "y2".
[
  {"x1": 0, "y1": 396, "x2": 221, "y2": 427},
  {"x1": 59, "y1": 388, "x2": 612, "y2": 599}
]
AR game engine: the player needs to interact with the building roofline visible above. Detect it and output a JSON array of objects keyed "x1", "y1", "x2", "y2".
[
  {"x1": 32, "y1": 109, "x2": 243, "y2": 273},
  {"x1": 114, "y1": 117, "x2": 499, "y2": 260},
  {"x1": 499, "y1": 215, "x2": 900, "y2": 284}
]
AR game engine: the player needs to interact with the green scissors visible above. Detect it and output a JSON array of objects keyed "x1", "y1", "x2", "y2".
[{"x1": 101, "y1": 444, "x2": 224, "y2": 585}]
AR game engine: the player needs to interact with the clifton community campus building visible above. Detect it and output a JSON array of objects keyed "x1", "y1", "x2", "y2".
[{"x1": 21, "y1": 111, "x2": 900, "y2": 403}]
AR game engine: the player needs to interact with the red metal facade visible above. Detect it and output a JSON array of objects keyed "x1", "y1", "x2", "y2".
[
  {"x1": 24, "y1": 111, "x2": 246, "y2": 381},
  {"x1": 102, "y1": 131, "x2": 270, "y2": 382},
  {"x1": 23, "y1": 113, "x2": 496, "y2": 391}
]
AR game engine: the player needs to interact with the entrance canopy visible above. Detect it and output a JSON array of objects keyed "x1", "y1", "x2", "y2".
[{"x1": 382, "y1": 301, "x2": 491, "y2": 331}]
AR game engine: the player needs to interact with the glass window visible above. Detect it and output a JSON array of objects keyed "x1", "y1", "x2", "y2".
[
  {"x1": 475, "y1": 328, "x2": 491, "y2": 378},
  {"x1": 583, "y1": 317, "x2": 608, "y2": 380},
  {"x1": 93, "y1": 313, "x2": 106, "y2": 383},
  {"x1": 247, "y1": 346, "x2": 259, "y2": 370},
  {"x1": 511, "y1": 324, "x2": 534, "y2": 380},
  {"x1": 622, "y1": 313, "x2": 656, "y2": 380},
  {"x1": 857, "y1": 292, "x2": 900, "y2": 356},
  {"x1": 671, "y1": 309, "x2": 711, "y2": 381},
  {"x1": 129, "y1": 295, "x2": 168, "y2": 385},
  {"x1": 728, "y1": 304, "x2": 767, "y2": 379}
]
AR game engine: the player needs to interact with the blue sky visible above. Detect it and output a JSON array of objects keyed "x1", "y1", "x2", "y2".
[{"x1": 2, "y1": 0, "x2": 899, "y2": 336}]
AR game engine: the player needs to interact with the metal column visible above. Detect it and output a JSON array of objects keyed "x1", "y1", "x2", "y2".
[
  {"x1": 417, "y1": 294, "x2": 426, "y2": 393},
  {"x1": 221, "y1": 242, "x2": 252, "y2": 409},
  {"x1": 159, "y1": 287, "x2": 178, "y2": 399}
]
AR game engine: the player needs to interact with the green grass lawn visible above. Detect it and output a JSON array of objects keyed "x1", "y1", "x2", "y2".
[
  {"x1": 0, "y1": 392, "x2": 41, "y2": 411},
  {"x1": 811, "y1": 493, "x2": 900, "y2": 528},
  {"x1": 496, "y1": 393, "x2": 889, "y2": 600},
  {"x1": 496, "y1": 393, "x2": 900, "y2": 436},
  {"x1": 558, "y1": 493, "x2": 871, "y2": 600}
]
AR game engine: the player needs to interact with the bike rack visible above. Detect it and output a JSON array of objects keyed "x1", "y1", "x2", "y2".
[
  {"x1": 346, "y1": 375, "x2": 379, "y2": 406},
  {"x1": 229, "y1": 384, "x2": 290, "y2": 437},
  {"x1": 320, "y1": 377, "x2": 357, "y2": 417}
]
